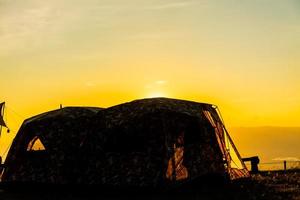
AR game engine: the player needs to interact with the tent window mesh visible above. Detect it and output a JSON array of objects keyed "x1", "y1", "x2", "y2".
[{"x1": 27, "y1": 136, "x2": 46, "y2": 151}]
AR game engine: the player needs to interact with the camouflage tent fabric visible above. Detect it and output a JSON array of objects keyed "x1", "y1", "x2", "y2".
[
  {"x1": 2, "y1": 98, "x2": 249, "y2": 186},
  {"x1": 79, "y1": 98, "x2": 227, "y2": 186},
  {"x1": 2, "y1": 107, "x2": 102, "y2": 183}
]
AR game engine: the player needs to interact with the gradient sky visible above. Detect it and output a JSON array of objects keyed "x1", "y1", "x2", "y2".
[{"x1": 1, "y1": 0, "x2": 300, "y2": 158}]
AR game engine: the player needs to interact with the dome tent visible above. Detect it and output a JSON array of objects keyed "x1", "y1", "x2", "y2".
[
  {"x1": 1, "y1": 98, "x2": 249, "y2": 187},
  {"x1": 2, "y1": 107, "x2": 102, "y2": 183},
  {"x1": 80, "y1": 98, "x2": 249, "y2": 186}
]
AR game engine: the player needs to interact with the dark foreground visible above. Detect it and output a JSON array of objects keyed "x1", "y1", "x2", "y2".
[{"x1": 0, "y1": 170, "x2": 299, "y2": 200}]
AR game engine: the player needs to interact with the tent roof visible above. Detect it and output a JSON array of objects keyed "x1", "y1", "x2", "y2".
[
  {"x1": 22, "y1": 98, "x2": 214, "y2": 126},
  {"x1": 115, "y1": 97, "x2": 212, "y2": 105},
  {"x1": 94, "y1": 98, "x2": 215, "y2": 127},
  {"x1": 23, "y1": 106, "x2": 103, "y2": 125}
]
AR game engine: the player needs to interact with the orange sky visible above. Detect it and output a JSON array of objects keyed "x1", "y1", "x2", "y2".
[{"x1": 1, "y1": 0, "x2": 300, "y2": 161}]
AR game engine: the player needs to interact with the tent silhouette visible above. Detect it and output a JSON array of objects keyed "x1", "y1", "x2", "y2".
[{"x1": 1, "y1": 98, "x2": 249, "y2": 187}]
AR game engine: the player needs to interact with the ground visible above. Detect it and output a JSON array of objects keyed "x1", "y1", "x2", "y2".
[
  {"x1": 250, "y1": 170, "x2": 300, "y2": 200},
  {"x1": 0, "y1": 170, "x2": 299, "y2": 200}
]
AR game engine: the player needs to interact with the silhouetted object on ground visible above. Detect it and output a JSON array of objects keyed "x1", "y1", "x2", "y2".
[
  {"x1": 284, "y1": 160, "x2": 287, "y2": 171},
  {"x1": 0, "y1": 102, "x2": 7, "y2": 128},
  {"x1": 242, "y1": 156, "x2": 260, "y2": 173},
  {"x1": 1, "y1": 98, "x2": 249, "y2": 187},
  {"x1": 0, "y1": 102, "x2": 9, "y2": 137}
]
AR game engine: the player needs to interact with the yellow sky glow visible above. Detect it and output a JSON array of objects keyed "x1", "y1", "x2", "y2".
[{"x1": 1, "y1": 0, "x2": 300, "y2": 160}]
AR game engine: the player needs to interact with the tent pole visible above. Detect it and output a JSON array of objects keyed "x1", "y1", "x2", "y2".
[
  {"x1": 223, "y1": 126, "x2": 247, "y2": 170},
  {"x1": 213, "y1": 106, "x2": 247, "y2": 169}
]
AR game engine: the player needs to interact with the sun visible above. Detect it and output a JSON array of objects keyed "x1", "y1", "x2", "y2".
[{"x1": 146, "y1": 92, "x2": 167, "y2": 98}]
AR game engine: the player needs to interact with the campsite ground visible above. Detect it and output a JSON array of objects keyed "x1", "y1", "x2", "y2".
[{"x1": 0, "y1": 170, "x2": 299, "y2": 200}]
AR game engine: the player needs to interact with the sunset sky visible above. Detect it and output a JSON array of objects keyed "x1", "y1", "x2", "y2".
[{"x1": 1, "y1": 0, "x2": 300, "y2": 161}]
